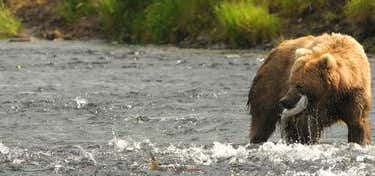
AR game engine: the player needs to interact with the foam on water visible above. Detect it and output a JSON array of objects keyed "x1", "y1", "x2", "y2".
[
  {"x1": 108, "y1": 134, "x2": 155, "y2": 153},
  {"x1": 1, "y1": 137, "x2": 375, "y2": 175},
  {"x1": 108, "y1": 138, "x2": 142, "y2": 152},
  {"x1": 258, "y1": 142, "x2": 339, "y2": 162},
  {"x1": 165, "y1": 144, "x2": 212, "y2": 165},
  {"x1": 74, "y1": 145, "x2": 97, "y2": 165},
  {"x1": 284, "y1": 164, "x2": 368, "y2": 176},
  {"x1": 162, "y1": 141, "x2": 340, "y2": 165},
  {"x1": 138, "y1": 140, "x2": 375, "y2": 175},
  {"x1": 159, "y1": 141, "x2": 249, "y2": 165},
  {"x1": 73, "y1": 97, "x2": 88, "y2": 109},
  {"x1": 211, "y1": 142, "x2": 249, "y2": 163},
  {"x1": 0, "y1": 142, "x2": 9, "y2": 154}
]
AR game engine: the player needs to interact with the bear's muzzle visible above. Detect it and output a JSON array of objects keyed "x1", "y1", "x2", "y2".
[{"x1": 280, "y1": 94, "x2": 308, "y2": 118}]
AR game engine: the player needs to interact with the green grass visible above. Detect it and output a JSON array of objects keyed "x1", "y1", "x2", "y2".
[
  {"x1": 58, "y1": 0, "x2": 98, "y2": 24},
  {"x1": 18, "y1": 0, "x2": 375, "y2": 49},
  {"x1": 144, "y1": 0, "x2": 179, "y2": 43},
  {"x1": 144, "y1": 0, "x2": 219, "y2": 43},
  {"x1": 345, "y1": 0, "x2": 375, "y2": 23},
  {"x1": 214, "y1": 0, "x2": 281, "y2": 47},
  {"x1": 0, "y1": 1, "x2": 21, "y2": 38},
  {"x1": 345, "y1": 0, "x2": 375, "y2": 37},
  {"x1": 97, "y1": 0, "x2": 151, "y2": 41},
  {"x1": 279, "y1": 0, "x2": 308, "y2": 15},
  {"x1": 95, "y1": 0, "x2": 283, "y2": 45},
  {"x1": 96, "y1": 0, "x2": 123, "y2": 39},
  {"x1": 253, "y1": 0, "x2": 327, "y2": 17}
]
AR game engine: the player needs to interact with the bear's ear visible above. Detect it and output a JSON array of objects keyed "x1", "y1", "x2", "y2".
[{"x1": 319, "y1": 53, "x2": 336, "y2": 69}]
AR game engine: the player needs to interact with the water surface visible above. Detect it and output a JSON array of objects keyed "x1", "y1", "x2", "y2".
[{"x1": 0, "y1": 41, "x2": 374, "y2": 175}]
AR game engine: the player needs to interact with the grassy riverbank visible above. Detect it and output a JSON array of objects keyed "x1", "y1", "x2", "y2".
[
  {"x1": 0, "y1": 1, "x2": 21, "y2": 38},
  {"x1": 1, "y1": 0, "x2": 375, "y2": 51}
]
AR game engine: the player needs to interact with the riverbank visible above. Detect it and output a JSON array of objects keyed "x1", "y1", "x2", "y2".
[{"x1": 1, "y1": 0, "x2": 375, "y2": 51}]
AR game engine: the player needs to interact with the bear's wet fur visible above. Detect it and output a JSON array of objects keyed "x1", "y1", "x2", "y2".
[{"x1": 248, "y1": 33, "x2": 371, "y2": 145}]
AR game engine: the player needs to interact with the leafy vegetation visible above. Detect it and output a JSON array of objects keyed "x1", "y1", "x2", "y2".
[
  {"x1": 144, "y1": 0, "x2": 219, "y2": 43},
  {"x1": 58, "y1": 0, "x2": 281, "y2": 45},
  {"x1": 215, "y1": 0, "x2": 280, "y2": 46},
  {"x1": 96, "y1": 0, "x2": 151, "y2": 41},
  {"x1": 0, "y1": 1, "x2": 21, "y2": 38},
  {"x1": 3, "y1": 0, "x2": 375, "y2": 50},
  {"x1": 345, "y1": 0, "x2": 375, "y2": 21},
  {"x1": 275, "y1": 0, "x2": 326, "y2": 16},
  {"x1": 345, "y1": 0, "x2": 375, "y2": 37},
  {"x1": 58, "y1": 0, "x2": 98, "y2": 23}
]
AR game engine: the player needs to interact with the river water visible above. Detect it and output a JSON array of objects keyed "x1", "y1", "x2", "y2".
[{"x1": 0, "y1": 40, "x2": 374, "y2": 175}]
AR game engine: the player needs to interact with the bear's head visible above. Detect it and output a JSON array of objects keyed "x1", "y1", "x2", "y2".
[{"x1": 280, "y1": 48, "x2": 340, "y2": 117}]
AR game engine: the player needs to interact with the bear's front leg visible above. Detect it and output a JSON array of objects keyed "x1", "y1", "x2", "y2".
[
  {"x1": 249, "y1": 110, "x2": 279, "y2": 143},
  {"x1": 341, "y1": 96, "x2": 371, "y2": 145},
  {"x1": 347, "y1": 117, "x2": 371, "y2": 145}
]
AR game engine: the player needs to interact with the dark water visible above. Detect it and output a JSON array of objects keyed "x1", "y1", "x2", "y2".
[{"x1": 0, "y1": 41, "x2": 374, "y2": 176}]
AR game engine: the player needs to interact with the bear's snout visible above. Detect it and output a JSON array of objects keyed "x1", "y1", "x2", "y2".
[
  {"x1": 279, "y1": 93, "x2": 301, "y2": 110},
  {"x1": 279, "y1": 98, "x2": 292, "y2": 109}
]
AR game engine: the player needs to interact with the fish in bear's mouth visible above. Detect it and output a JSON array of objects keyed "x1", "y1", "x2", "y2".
[{"x1": 281, "y1": 94, "x2": 308, "y2": 119}]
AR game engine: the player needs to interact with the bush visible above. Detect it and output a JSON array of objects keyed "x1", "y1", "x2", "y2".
[
  {"x1": 97, "y1": 0, "x2": 151, "y2": 41},
  {"x1": 261, "y1": 0, "x2": 336, "y2": 17},
  {"x1": 144, "y1": 0, "x2": 220, "y2": 43},
  {"x1": 345, "y1": 0, "x2": 375, "y2": 24},
  {"x1": 58, "y1": 0, "x2": 98, "y2": 24},
  {"x1": 276, "y1": 0, "x2": 326, "y2": 16},
  {"x1": 144, "y1": 0, "x2": 179, "y2": 43},
  {"x1": 0, "y1": 1, "x2": 21, "y2": 38},
  {"x1": 345, "y1": 0, "x2": 375, "y2": 37},
  {"x1": 214, "y1": 0, "x2": 281, "y2": 47}
]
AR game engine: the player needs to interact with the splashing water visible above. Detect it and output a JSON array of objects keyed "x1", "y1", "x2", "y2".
[
  {"x1": 108, "y1": 137, "x2": 142, "y2": 152},
  {"x1": 145, "y1": 140, "x2": 375, "y2": 175},
  {"x1": 74, "y1": 145, "x2": 97, "y2": 165},
  {"x1": 0, "y1": 137, "x2": 374, "y2": 175},
  {"x1": 73, "y1": 97, "x2": 88, "y2": 109},
  {"x1": 0, "y1": 142, "x2": 9, "y2": 154}
]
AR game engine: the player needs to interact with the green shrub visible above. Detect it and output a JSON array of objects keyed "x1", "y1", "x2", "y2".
[
  {"x1": 58, "y1": 0, "x2": 98, "y2": 24},
  {"x1": 0, "y1": 1, "x2": 21, "y2": 38},
  {"x1": 96, "y1": 0, "x2": 122, "y2": 39},
  {"x1": 144, "y1": 0, "x2": 178, "y2": 43},
  {"x1": 144, "y1": 0, "x2": 220, "y2": 43},
  {"x1": 345, "y1": 0, "x2": 375, "y2": 37},
  {"x1": 97, "y1": 0, "x2": 151, "y2": 41},
  {"x1": 275, "y1": 0, "x2": 326, "y2": 16},
  {"x1": 214, "y1": 0, "x2": 281, "y2": 46},
  {"x1": 345, "y1": 0, "x2": 375, "y2": 24}
]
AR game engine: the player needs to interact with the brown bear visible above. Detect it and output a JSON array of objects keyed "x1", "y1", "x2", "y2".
[{"x1": 247, "y1": 33, "x2": 371, "y2": 145}]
